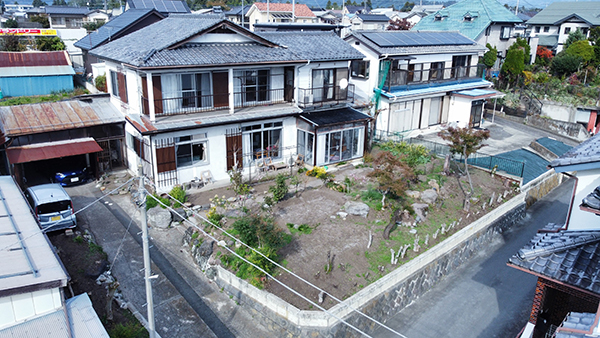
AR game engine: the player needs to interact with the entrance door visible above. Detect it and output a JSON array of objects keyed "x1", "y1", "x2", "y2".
[
  {"x1": 470, "y1": 100, "x2": 483, "y2": 128},
  {"x1": 429, "y1": 97, "x2": 442, "y2": 126},
  {"x1": 226, "y1": 128, "x2": 243, "y2": 170},
  {"x1": 212, "y1": 72, "x2": 229, "y2": 108},
  {"x1": 284, "y1": 66, "x2": 294, "y2": 102}
]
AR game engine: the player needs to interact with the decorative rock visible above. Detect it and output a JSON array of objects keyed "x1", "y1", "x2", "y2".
[
  {"x1": 147, "y1": 207, "x2": 172, "y2": 229},
  {"x1": 411, "y1": 203, "x2": 428, "y2": 222},
  {"x1": 293, "y1": 223, "x2": 301, "y2": 229},
  {"x1": 119, "y1": 190, "x2": 128, "y2": 195},
  {"x1": 401, "y1": 210, "x2": 411, "y2": 223},
  {"x1": 224, "y1": 209, "x2": 245, "y2": 218},
  {"x1": 171, "y1": 208, "x2": 186, "y2": 222},
  {"x1": 343, "y1": 201, "x2": 370, "y2": 218},
  {"x1": 428, "y1": 179, "x2": 440, "y2": 191},
  {"x1": 337, "y1": 211, "x2": 348, "y2": 219},
  {"x1": 424, "y1": 234, "x2": 429, "y2": 246},
  {"x1": 184, "y1": 202, "x2": 193, "y2": 207},
  {"x1": 319, "y1": 291, "x2": 325, "y2": 304},
  {"x1": 417, "y1": 175, "x2": 428, "y2": 182},
  {"x1": 409, "y1": 229, "x2": 417, "y2": 234},
  {"x1": 191, "y1": 240, "x2": 214, "y2": 270},
  {"x1": 406, "y1": 190, "x2": 420, "y2": 199},
  {"x1": 217, "y1": 240, "x2": 227, "y2": 247},
  {"x1": 227, "y1": 197, "x2": 237, "y2": 203},
  {"x1": 503, "y1": 190, "x2": 510, "y2": 198},
  {"x1": 489, "y1": 192, "x2": 495, "y2": 206},
  {"x1": 192, "y1": 205, "x2": 202, "y2": 210},
  {"x1": 420, "y1": 189, "x2": 438, "y2": 205},
  {"x1": 433, "y1": 229, "x2": 439, "y2": 239}
]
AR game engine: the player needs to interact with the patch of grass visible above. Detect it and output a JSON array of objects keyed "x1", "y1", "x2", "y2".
[
  {"x1": 108, "y1": 322, "x2": 148, "y2": 338},
  {"x1": 286, "y1": 223, "x2": 313, "y2": 234},
  {"x1": 361, "y1": 187, "x2": 383, "y2": 211},
  {"x1": 0, "y1": 88, "x2": 89, "y2": 107},
  {"x1": 73, "y1": 235, "x2": 85, "y2": 244},
  {"x1": 365, "y1": 241, "x2": 391, "y2": 273}
]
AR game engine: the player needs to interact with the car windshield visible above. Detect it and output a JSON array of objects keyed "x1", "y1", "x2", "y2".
[{"x1": 37, "y1": 200, "x2": 71, "y2": 214}]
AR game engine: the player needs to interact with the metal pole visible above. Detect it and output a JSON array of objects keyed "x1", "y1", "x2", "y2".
[
  {"x1": 138, "y1": 164, "x2": 156, "y2": 338},
  {"x1": 492, "y1": 97, "x2": 497, "y2": 124}
]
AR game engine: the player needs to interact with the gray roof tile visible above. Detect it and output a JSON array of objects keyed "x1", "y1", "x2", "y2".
[
  {"x1": 90, "y1": 15, "x2": 364, "y2": 67},
  {"x1": 527, "y1": 2, "x2": 600, "y2": 26},
  {"x1": 548, "y1": 133, "x2": 600, "y2": 169},
  {"x1": 75, "y1": 9, "x2": 164, "y2": 50},
  {"x1": 126, "y1": 0, "x2": 190, "y2": 13},
  {"x1": 45, "y1": 5, "x2": 90, "y2": 15}
]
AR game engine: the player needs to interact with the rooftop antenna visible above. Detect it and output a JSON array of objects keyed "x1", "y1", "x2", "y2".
[
  {"x1": 241, "y1": 0, "x2": 244, "y2": 27},
  {"x1": 267, "y1": 0, "x2": 270, "y2": 22}
]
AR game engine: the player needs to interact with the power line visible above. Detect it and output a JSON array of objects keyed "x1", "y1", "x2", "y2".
[
  {"x1": 148, "y1": 183, "x2": 408, "y2": 338},
  {"x1": 0, "y1": 177, "x2": 137, "y2": 253},
  {"x1": 146, "y1": 193, "x2": 376, "y2": 338}
]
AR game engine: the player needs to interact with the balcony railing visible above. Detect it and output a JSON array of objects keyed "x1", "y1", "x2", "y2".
[
  {"x1": 142, "y1": 87, "x2": 289, "y2": 116},
  {"x1": 383, "y1": 64, "x2": 485, "y2": 90},
  {"x1": 297, "y1": 84, "x2": 355, "y2": 108}
]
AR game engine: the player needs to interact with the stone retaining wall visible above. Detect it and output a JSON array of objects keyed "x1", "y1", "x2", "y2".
[
  {"x1": 527, "y1": 115, "x2": 589, "y2": 141},
  {"x1": 184, "y1": 173, "x2": 564, "y2": 337}
]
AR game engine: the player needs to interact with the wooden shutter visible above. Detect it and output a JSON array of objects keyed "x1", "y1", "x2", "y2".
[
  {"x1": 156, "y1": 145, "x2": 176, "y2": 173},
  {"x1": 117, "y1": 72, "x2": 128, "y2": 104},
  {"x1": 141, "y1": 76, "x2": 149, "y2": 115},
  {"x1": 153, "y1": 75, "x2": 163, "y2": 115}
]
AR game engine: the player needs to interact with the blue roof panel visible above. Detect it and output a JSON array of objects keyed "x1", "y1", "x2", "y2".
[
  {"x1": 364, "y1": 31, "x2": 474, "y2": 47},
  {"x1": 537, "y1": 137, "x2": 572, "y2": 158}
]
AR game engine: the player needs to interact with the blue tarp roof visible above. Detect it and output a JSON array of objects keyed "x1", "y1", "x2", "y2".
[
  {"x1": 537, "y1": 137, "x2": 572, "y2": 158},
  {"x1": 498, "y1": 149, "x2": 549, "y2": 184}
]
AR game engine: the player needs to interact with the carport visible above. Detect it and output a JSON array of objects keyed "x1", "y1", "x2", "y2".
[{"x1": 0, "y1": 95, "x2": 125, "y2": 187}]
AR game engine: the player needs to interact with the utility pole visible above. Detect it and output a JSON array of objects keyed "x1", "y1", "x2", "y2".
[{"x1": 138, "y1": 164, "x2": 156, "y2": 338}]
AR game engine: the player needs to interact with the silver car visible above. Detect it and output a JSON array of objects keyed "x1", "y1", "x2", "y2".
[{"x1": 26, "y1": 184, "x2": 76, "y2": 231}]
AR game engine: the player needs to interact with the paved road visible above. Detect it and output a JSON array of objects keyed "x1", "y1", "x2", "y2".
[
  {"x1": 66, "y1": 178, "x2": 271, "y2": 338},
  {"x1": 373, "y1": 178, "x2": 575, "y2": 338}
]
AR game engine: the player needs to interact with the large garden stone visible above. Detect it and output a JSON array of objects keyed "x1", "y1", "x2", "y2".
[
  {"x1": 192, "y1": 240, "x2": 214, "y2": 270},
  {"x1": 147, "y1": 207, "x2": 172, "y2": 229},
  {"x1": 344, "y1": 201, "x2": 370, "y2": 218},
  {"x1": 420, "y1": 189, "x2": 438, "y2": 205},
  {"x1": 411, "y1": 203, "x2": 429, "y2": 222}
]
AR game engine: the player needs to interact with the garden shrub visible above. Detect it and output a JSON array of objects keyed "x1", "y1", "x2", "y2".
[
  {"x1": 169, "y1": 185, "x2": 187, "y2": 208},
  {"x1": 269, "y1": 174, "x2": 288, "y2": 202}
]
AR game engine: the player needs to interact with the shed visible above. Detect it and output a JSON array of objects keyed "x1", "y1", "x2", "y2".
[{"x1": 0, "y1": 51, "x2": 75, "y2": 97}]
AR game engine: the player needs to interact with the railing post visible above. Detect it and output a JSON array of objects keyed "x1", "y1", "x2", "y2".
[
  {"x1": 228, "y1": 68, "x2": 234, "y2": 114},
  {"x1": 147, "y1": 72, "x2": 156, "y2": 122}
]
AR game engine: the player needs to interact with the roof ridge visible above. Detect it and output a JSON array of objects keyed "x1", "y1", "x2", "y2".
[
  {"x1": 478, "y1": 0, "x2": 492, "y2": 21},
  {"x1": 518, "y1": 233, "x2": 600, "y2": 261}
]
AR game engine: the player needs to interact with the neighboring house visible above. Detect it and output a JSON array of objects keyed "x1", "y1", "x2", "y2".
[
  {"x1": 410, "y1": 4, "x2": 444, "y2": 15},
  {"x1": 88, "y1": 15, "x2": 368, "y2": 189},
  {"x1": 125, "y1": 0, "x2": 191, "y2": 16},
  {"x1": 74, "y1": 8, "x2": 165, "y2": 76},
  {"x1": 412, "y1": 0, "x2": 523, "y2": 60},
  {"x1": 312, "y1": 9, "x2": 341, "y2": 24},
  {"x1": 351, "y1": 14, "x2": 389, "y2": 31},
  {"x1": 0, "y1": 175, "x2": 109, "y2": 338},
  {"x1": 508, "y1": 134, "x2": 600, "y2": 338},
  {"x1": 224, "y1": 5, "x2": 252, "y2": 28},
  {"x1": 0, "y1": 95, "x2": 125, "y2": 185},
  {"x1": 253, "y1": 22, "x2": 345, "y2": 36},
  {"x1": 0, "y1": 51, "x2": 74, "y2": 97},
  {"x1": 45, "y1": 6, "x2": 93, "y2": 29},
  {"x1": 345, "y1": 30, "x2": 501, "y2": 137},
  {"x1": 342, "y1": 5, "x2": 369, "y2": 15},
  {"x1": 527, "y1": 1, "x2": 600, "y2": 53},
  {"x1": 388, "y1": 11, "x2": 426, "y2": 26},
  {"x1": 245, "y1": 3, "x2": 316, "y2": 31}
]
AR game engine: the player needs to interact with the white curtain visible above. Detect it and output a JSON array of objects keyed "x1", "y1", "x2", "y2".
[
  {"x1": 233, "y1": 71, "x2": 243, "y2": 107},
  {"x1": 316, "y1": 133, "x2": 327, "y2": 166},
  {"x1": 312, "y1": 71, "x2": 324, "y2": 102},
  {"x1": 200, "y1": 73, "x2": 212, "y2": 107},
  {"x1": 161, "y1": 74, "x2": 180, "y2": 113}
]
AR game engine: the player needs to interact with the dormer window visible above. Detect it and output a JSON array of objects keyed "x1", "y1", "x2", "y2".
[
  {"x1": 434, "y1": 14, "x2": 442, "y2": 21},
  {"x1": 464, "y1": 14, "x2": 472, "y2": 22}
]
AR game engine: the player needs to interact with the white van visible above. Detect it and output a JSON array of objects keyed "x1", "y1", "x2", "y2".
[{"x1": 26, "y1": 184, "x2": 77, "y2": 231}]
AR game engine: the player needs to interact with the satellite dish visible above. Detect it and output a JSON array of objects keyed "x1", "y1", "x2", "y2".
[{"x1": 339, "y1": 78, "x2": 348, "y2": 90}]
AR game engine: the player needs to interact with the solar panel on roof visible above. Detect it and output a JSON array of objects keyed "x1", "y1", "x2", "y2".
[{"x1": 363, "y1": 32, "x2": 474, "y2": 47}]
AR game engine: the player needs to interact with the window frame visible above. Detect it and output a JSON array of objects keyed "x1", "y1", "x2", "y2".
[
  {"x1": 535, "y1": 26, "x2": 540, "y2": 33},
  {"x1": 429, "y1": 62, "x2": 444, "y2": 81},
  {"x1": 174, "y1": 134, "x2": 209, "y2": 168},
  {"x1": 242, "y1": 122, "x2": 283, "y2": 161},
  {"x1": 350, "y1": 60, "x2": 370, "y2": 79},
  {"x1": 500, "y1": 26, "x2": 511, "y2": 40},
  {"x1": 564, "y1": 27, "x2": 571, "y2": 35},
  {"x1": 543, "y1": 26, "x2": 549, "y2": 33}
]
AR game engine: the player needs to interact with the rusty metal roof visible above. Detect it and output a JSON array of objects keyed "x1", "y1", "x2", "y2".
[
  {"x1": 6, "y1": 137, "x2": 102, "y2": 164},
  {"x1": 0, "y1": 51, "x2": 71, "y2": 68},
  {"x1": 0, "y1": 96, "x2": 124, "y2": 138}
]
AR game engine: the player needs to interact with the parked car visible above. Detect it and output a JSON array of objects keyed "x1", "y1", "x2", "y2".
[
  {"x1": 54, "y1": 167, "x2": 88, "y2": 186},
  {"x1": 25, "y1": 184, "x2": 76, "y2": 232}
]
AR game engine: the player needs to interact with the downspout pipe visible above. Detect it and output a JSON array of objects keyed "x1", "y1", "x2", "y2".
[{"x1": 561, "y1": 172, "x2": 578, "y2": 231}]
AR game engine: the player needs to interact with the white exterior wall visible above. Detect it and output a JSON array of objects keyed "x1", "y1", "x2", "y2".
[
  {"x1": 557, "y1": 21, "x2": 591, "y2": 53},
  {"x1": 476, "y1": 24, "x2": 517, "y2": 58},
  {"x1": 448, "y1": 95, "x2": 472, "y2": 127},
  {"x1": 0, "y1": 288, "x2": 63, "y2": 329},
  {"x1": 567, "y1": 169, "x2": 600, "y2": 231}
]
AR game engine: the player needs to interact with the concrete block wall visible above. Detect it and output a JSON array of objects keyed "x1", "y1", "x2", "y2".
[{"x1": 527, "y1": 115, "x2": 589, "y2": 141}]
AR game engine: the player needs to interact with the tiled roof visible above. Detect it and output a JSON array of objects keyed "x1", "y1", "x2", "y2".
[
  {"x1": 127, "y1": 0, "x2": 190, "y2": 13},
  {"x1": 549, "y1": 133, "x2": 600, "y2": 169},
  {"x1": 258, "y1": 31, "x2": 364, "y2": 61},
  {"x1": 411, "y1": 0, "x2": 522, "y2": 40},
  {"x1": 347, "y1": 30, "x2": 485, "y2": 56},
  {"x1": 527, "y1": 2, "x2": 600, "y2": 26},
  {"x1": 74, "y1": 9, "x2": 164, "y2": 51},
  {"x1": 356, "y1": 14, "x2": 390, "y2": 22},
  {"x1": 91, "y1": 16, "x2": 364, "y2": 67},
  {"x1": 0, "y1": 51, "x2": 71, "y2": 67},
  {"x1": 508, "y1": 226, "x2": 600, "y2": 294},
  {"x1": 554, "y1": 312, "x2": 597, "y2": 338},
  {"x1": 44, "y1": 5, "x2": 90, "y2": 15},
  {"x1": 224, "y1": 5, "x2": 251, "y2": 16},
  {"x1": 252, "y1": 2, "x2": 315, "y2": 17},
  {"x1": 345, "y1": 5, "x2": 369, "y2": 14}
]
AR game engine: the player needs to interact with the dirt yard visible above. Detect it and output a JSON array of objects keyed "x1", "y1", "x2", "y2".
[{"x1": 185, "y1": 157, "x2": 517, "y2": 310}]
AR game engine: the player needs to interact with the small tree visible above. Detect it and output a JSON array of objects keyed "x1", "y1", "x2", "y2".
[
  {"x1": 509, "y1": 37, "x2": 531, "y2": 63},
  {"x1": 95, "y1": 74, "x2": 107, "y2": 92},
  {"x1": 367, "y1": 151, "x2": 414, "y2": 209},
  {"x1": 565, "y1": 40, "x2": 594, "y2": 64},
  {"x1": 1, "y1": 34, "x2": 24, "y2": 51},
  {"x1": 82, "y1": 20, "x2": 105, "y2": 32},
  {"x1": 268, "y1": 174, "x2": 288, "y2": 203},
  {"x1": 565, "y1": 29, "x2": 586, "y2": 49},
  {"x1": 5, "y1": 18, "x2": 17, "y2": 28},
  {"x1": 551, "y1": 52, "x2": 583, "y2": 76},
  {"x1": 35, "y1": 36, "x2": 65, "y2": 51},
  {"x1": 228, "y1": 165, "x2": 250, "y2": 208},
  {"x1": 501, "y1": 48, "x2": 524, "y2": 89},
  {"x1": 32, "y1": 0, "x2": 47, "y2": 6},
  {"x1": 482, "y1": 43, "x2": 498, "y2": 69},
  {"x1": 387, "y1": 17, "x2": 412, "y2": 31},
  {"x1": 438, "y1": 127, "x2": 490, "y2": 197},
  {"x1": 29, "y1": 14, "x2": 50, "y2": 28},
  {"x1": 535, "y1": 45, "x2": 553, "y2": 67}
]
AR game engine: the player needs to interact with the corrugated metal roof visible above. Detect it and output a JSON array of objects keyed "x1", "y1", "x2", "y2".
[
  {"x1": 0, "y1": 65, "x2": 75, "y2": 77},
  {"x1": 127, "y1": 0, "x2": 190, "y2": 13},
  {"x1": 0, "y1": 51, "x2": 71, "y2": 68},
  {"x1": 0, "y1": 176, "x2": 68, "y2": 296},
  {"x1": 66, "y1": 293, "x2": 110, "y2": 338},
  {"x1": 0, "y1": 96, "x2": 124, "y2": 138},
  {"x1": 382, "y1": 79, "x2": 492, "y2": 99},
  {"x1": 299, "y1": 107, "x2": 370, "y2": 126},
  {"x1": 44, "y1": 5, "x2": 90, "y2": 15},
  {"x1": 0, "y1": 307, "x2": 70, "y2": 338},
  {"x1": 7, "y1": 138, "x2": 102, "y2": 164}
]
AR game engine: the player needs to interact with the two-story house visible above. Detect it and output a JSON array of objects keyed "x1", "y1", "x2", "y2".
[
  {"x1": 527, "y1": 1, "x2": 600, "y2": 54},
  {"x1": 89, "y1": 15, "x2": 368, "y2": 189},
  {"x1": 345, "y1": 30, "x2": 500, "y2": 137},
  {"x1": 411, "y1": 0, "x2": 524, "y2": 61},
  {"x1": 245, "y1": 3, "x2": 317, "y2": 31},
  {"x1": 509, "y1": 134, "x2": 600, "y2": 338}
]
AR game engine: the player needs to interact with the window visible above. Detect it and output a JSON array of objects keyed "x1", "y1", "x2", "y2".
[
  {"x1": 322, "y1": 128, "x2": 362, "y2": 164},
  {"x1": 564, "y1": 27, "x2": 571, "y2": 34},
  {"x1": 350, "y1": 60, "x2": 370, "y2": 79},
  {"x1": 243, "y1": 122, "x2": 283, "y2": 160},
  {"x1": 434, "y1": 14, "x2": 442, "y2": 21},
  {"x1": 582, "y1": 27, "x2": 589, "y2": 36},
  {"x1": 312, "y1": 69, "x2": 334, "y2": 102},
  {"x1": 234, "y1": 69, "x2": 269, "y2": 104},
  {"x1": 500, "y1": 26, "x2": 511, "y2": 40},
  {"x1": 464, "y1": 14, "x2": 472, "y2": 22},
  {"x1": 407, "y1": 63, "x2": 422, "y2": 82},
  {"x1": 451, "y1": 55, "x2": 471, "y2": 78},
  {"x1": 175, "y1": 134, "x2": 208, "y2": 168},
  {"x1": 535, "y1": 26, "x2": 540, "y2": 33},
  {"x1": 297, "y1": 130, "x2": 314, "y2": 165},
  {"x1": 110, "y1": 70, "x2": 128, "y2": 103},
  {"x1": 429, "y1": 62, "x2": 444, "y2": 80},
  {"x1": 181, "y1": 73, "x2": 212, "y2": 108},
  {"x1": 543, "y1": 26, "x2": 549, "y2": 33}
]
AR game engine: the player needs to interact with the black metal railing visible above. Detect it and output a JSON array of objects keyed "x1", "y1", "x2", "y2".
[
  {"x1": 233, "y1": 88, "x2": 286, "y2": 108},
  {"x1": 384, "y1": 64, "x2": 485, "y2": 89},
  {"x1": 298, "y1": 84, "x2": 355, "y2": 108}
]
